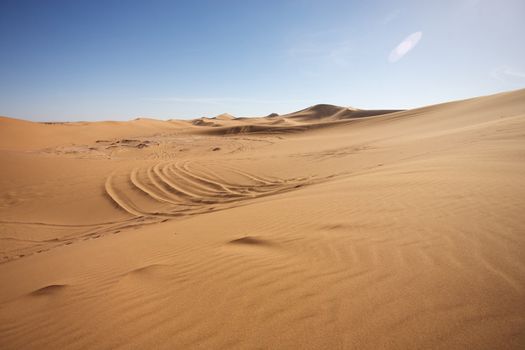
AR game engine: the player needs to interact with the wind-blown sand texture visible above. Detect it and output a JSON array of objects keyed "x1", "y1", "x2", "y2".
[{"x1": 1, "y1": 89, "x2": 524, "y2": 349}]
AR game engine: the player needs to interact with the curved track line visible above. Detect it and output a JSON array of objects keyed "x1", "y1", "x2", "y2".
[{"x1": 104, "y1": 161, "x2": 316, "y2": 218}]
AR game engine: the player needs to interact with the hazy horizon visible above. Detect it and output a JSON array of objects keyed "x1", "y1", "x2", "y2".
[{"x1": 1, "y1": 0, "x2": 524, "y2": 121}]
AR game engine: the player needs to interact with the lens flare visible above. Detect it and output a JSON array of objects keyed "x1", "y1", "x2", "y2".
[{"x1": 389, "y1": 31, "x2": 422, "y2": 62}]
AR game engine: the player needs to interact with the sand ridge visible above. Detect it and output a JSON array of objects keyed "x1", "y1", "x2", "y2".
[{"x1": 0, "y1": 89, "x2": 524, "y2": 349}]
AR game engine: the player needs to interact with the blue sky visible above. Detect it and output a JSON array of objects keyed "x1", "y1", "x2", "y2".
[{"x1": 1, "y1": 0, "x2": 524, "y2": 121}]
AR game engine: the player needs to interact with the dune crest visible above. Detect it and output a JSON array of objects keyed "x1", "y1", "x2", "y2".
[{"x1": 1, "y1": 89, "x2": 524, "y2": 349}]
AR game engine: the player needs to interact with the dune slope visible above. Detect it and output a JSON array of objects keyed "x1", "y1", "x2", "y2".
[{"x1": 0, "y1": 89, "x2": 524, "y2": 349}]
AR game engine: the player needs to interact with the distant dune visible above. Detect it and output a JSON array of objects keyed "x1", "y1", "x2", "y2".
[
  {"x1": 0, "y1": 89, "x2": 524, "y2": 349},
  {"x1": 282, "y1": 104, "x2": 401, "y2": 121},
  {"x1": 214, "y1": 113, "x2": 235, "y2": 120}
]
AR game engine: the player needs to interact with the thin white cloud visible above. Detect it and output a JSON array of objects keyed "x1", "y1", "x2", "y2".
[
  {"x1": 286, "y1": 29, "x2": 358, "y2": 67},
  {"x1": 287, "y1": 40, "x2": 356, "y2": 67},
  {"x1": 383, "y1": 10, "x2": 400, "y2": 25},
  {"x1": 491, "y1": 66, "x2": 525, "y2": 82},
  {"x1": 388, "y1": 31, "x2": 423, "y2": 63},
  {"x1": 463, "y1": 0, "x2": 481, "y2": 8},
  {"x1": 144, "y1": 97, "x2": 231, "y2": 104},
  {"x1": 326, "y1": 41, "x2": 354, "y2": 67},
  {"x1": 143, "y1": 97, "x2": 311, "y2": 105}
]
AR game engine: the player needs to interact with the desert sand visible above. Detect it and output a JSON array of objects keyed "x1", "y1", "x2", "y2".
[{"x1": 0, "y1": 89, "x2": 524, "y2": 349}]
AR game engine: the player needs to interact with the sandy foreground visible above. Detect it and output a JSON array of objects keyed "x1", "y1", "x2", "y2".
[{"x1": 0, "y1": 90, "x2": 524, "y2": 349}]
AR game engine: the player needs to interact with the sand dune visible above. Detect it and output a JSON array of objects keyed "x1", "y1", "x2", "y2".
[
  {"x1": 1, "y1": 89, "x2": 524, "y2": 349},
  {"x1": 282, "y1": 103, "x2": 400, "y2": 122},
  {"x1": 214, "y1": 113, "x2": 235, "y2": 121}
]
